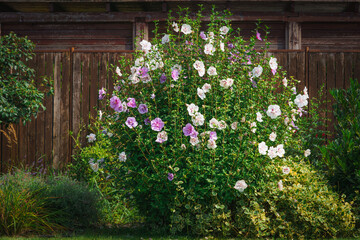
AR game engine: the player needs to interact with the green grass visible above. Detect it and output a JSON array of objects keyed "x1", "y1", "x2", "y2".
[{"x1": 0, "y1": 226, "x2": 205, "y2": 240}]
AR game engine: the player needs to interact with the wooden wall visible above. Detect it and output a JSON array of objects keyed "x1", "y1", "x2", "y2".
[
  {"x1": 2, "y1": 23, "x2": 133, "y2": 51},
  {"x1": 1, "y1": 49, "x2": 360, "y2": 172}
]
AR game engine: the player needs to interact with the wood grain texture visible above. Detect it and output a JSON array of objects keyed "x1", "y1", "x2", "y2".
[
  {"x1": 81, "y1": 53, "x2": 90, "y2": 144},
  {"x1": 44, "y1": 53, "x2": 54, "y2": 167},
  {"x1": 326, "y1": 53, "x2": 336, "y2": 135},
  {"x1": 60, "y1": 51, "x2": 71, "y2": 167},
  {"x1": 72, "y1": 53, "x2": 82, "y2": 152},
  {"x1": 52, "y1": 53, "x2": 62, "y2": 169},
  {"x1": 35, "y1": 53, "x2": 46, "y2": 165}
]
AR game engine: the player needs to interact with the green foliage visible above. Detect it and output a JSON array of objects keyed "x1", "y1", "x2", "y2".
[
  {"x1": 42, "y1": 175, "x2": 101, "y2": 229},
  {"x1": 320, "y1": 79, "x2": 360, "y2": 199},
  {"x1": 0, "y1": 170, "x2": 102, "y2": 236},
  {"x1": 0, "y1": 32, "x2": 52, "y2": 125},
  {"x1": 73, "y1": 7, "x2": 354, "y2": 237},
  {"x1": 69, "y1": 123, "x2": 142, "y2": 226},
  {"x1": 0, "y1": 171, "x2": 57, "y2": 236}
]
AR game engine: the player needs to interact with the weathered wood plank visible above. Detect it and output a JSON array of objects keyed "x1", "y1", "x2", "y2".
[
  {"x1": 81, "y1": 53, "x2": 90, "y2": 144},
  {"x1": 318, "y1": 53, "x2": 327, "y2": 133},
  {"x1": 344, "y1": 53, "x2": 354, "y2": 89},
  {"x1": 26, "y1": 56, "x2": 37, "y2": 169},
  {"x1": 52, "y1": 53, "x2": 62, "y2": 169},
  {"x1": 335, "y1": 52, "x2": 345, "y2": 89},
  {"x1": 35, "y1": 53, "x2": 46, "y2": 166},
  {"x1": 108, "y1": 53, "x2": 115, "y2": 98},
  {"x1": 354, "y1": 53, "x2": 360, "y2": 82},
  {"x1": 72, "y1": 53, "x2": 82, "y2": 150},
  {"x1": 60, "y1": 51, "x2": 71, "y2": 167},
  {"x1": 90, "y1": 53, "x2": 99, "y2": 122},
  {"x1": 134, "y1": 17, "x2": 149, "y2": 50},
  {"x1": 286, "y1": 22, "x2": 301, "y2": 50},
  {"x1": 326, "y1": 53, "x2": 336, "y2": 135},
  {"x1": 99, "y1": 53, "x2": 108, "y2": 111},
  {"x1": 297, "y1": 52, "x2": 306, "y2": 87},
  {"x1": 2, "y1": 12, "x2": 360, "y2": 23},
  {"x1": 44, "y1": 53, "x2": 54, "y2": 167},
  {"x1": 308, "y1": 53, "x2": 318, "y2": 111},
  {"x1": 288, "y1": 52, "x2": 298, "y2": 80}
]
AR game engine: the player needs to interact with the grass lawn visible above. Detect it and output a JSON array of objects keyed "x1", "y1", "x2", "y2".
[{"x1": 0, "y1": 226, "x2": 212, "y2": 240}]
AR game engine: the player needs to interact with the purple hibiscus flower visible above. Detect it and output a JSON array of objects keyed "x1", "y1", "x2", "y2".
[
  {"x1": 138, "y1": 104, "x2": 148, "y2": 114},
  {"x1": 209, "y1": 131, "x2": 217, "y2": 141},
  {"x1": 144, "y1": 118, "x2": 151, "y2": 125},
  {"x1": 139, "y1": 67, "x2": 149, "y2": 77},
  {"x1": 200, "y1": 31, "x2": 207, "y2": 40},
  {"x1": 127, "y1": 98, "x2": 137, "y2": 108},
  {"x1": 98, "y1": 88, "x2": 106, "y2": 100},
  {"x1": 168, "y1": 173, "x2": 174, "y2": 181},
  {"x1": 160, "y1": 73, "x2": 167, "y2": 84},
  {"x1": 171, "y1": 69, "x2": 179, "y2": 81},
  {"x1": 125, "y1": 117, "x2": 138, "y2": 129},
  {"x1": 256, "y1": 31, "x2": 262, "y2": 41},
  {"x1": 151, "y1": 118, "x2": 164, "y2": 131},
  {"x1": 183, "y1": 123, "x2": 195, "y2": 137},
  {"x1": 110, "y1": 96, "x2": 122, "y2": 112}
]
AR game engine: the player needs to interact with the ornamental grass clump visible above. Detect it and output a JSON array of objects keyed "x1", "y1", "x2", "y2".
[{"x1": 76, "y1": 7, "x2": 355, "y2": 238}]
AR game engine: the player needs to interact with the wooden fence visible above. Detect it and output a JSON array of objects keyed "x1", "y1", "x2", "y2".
[{"x1": 1, "y1": 49, "x2": 360, "y2": 172}]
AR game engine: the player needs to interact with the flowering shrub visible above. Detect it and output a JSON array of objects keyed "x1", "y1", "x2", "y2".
[{"x1": 74, "y1": 8, "x2": 354, "y2": 237}]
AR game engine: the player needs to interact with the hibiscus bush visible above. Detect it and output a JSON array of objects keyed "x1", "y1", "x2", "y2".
[{"x1": 73, "y1": 8, "x2": 355, "y2": 238}]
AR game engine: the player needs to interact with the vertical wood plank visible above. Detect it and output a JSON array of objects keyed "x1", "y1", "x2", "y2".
[
  {"x1": 52, "y1": 53, "x2": 62, "y2": 169},
  {"x1": 99, "y1": 53, "x2": 108, "y2": 111},
  {"x1": 308, "y1": 53, "x2": 318, "y2": 111},
  {"x1": 26, "y1": 56, "x2": 38, "y2": 169},
  {"x1": 60, "y1": 51, "x2": 71, "y2": 167},
  {"x1": 354, "y1": 53, "x2": 360, "y2": 83},
  {"x1": 35, "y1": 53, "x2": 46, "y2": 166},
  {"x1": 81, "y1": 53, "x2": 90, "y2": 143},
  {"x1": 72, "y1": 53, "x2": 82, "y2": 151},
  {"x1": 326, "y1": 53, "x2": 336, "y2": 135},
  {"x1": 108, "y1": 53, "x2": 115, "y2": 98},
  {"x1": 278, "y1": 52, "x2": 288, "y2": 73},
  {"x1": 286, "y1": 22, "x2": 301, "y2": 50},
  {"x1": 288, "y1": 52, "x2": 297, "y2": 79},
  {"x1": 297, "y1": 51, "x2": 306, "y2": 89},
  {"x1": 90, "y1": 53, "x2": 99, "y2": 121},
  {"x1": 335, "y1": 52, "x2": 345, "y2": 89},
  {"x1": 344, "y1": 53, "x2": 354, "y2": 89},
  {"x1": 318, "y1": 53, "x2": 327, "y2": 133},
  {"x1": 44, "y1": 53, "x2": 54, "y2": 167},
  {"x1": 134, "y1": 18, "x2": 149, "y2": 50}
]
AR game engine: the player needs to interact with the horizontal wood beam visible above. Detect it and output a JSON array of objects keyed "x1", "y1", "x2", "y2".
[{"x1": 0, "y1": 12, "x2": 359, "y2": 23}]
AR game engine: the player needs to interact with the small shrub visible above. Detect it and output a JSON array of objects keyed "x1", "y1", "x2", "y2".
[
  {"x1": 43, "y1": 174, "x2": 101, "y2": 229},
  {"x1": 0, "y1": 170, "x2": 101, "y2": 236},
  {"x1": 0, "y1": 171, "x2": 56, "y2": 236},
  {"x1": 74, "y1": 7, "x2": 355, "y2": 238}
]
